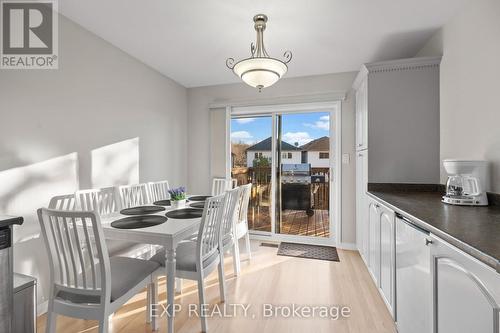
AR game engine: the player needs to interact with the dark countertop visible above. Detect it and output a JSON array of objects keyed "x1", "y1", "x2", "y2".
[
  {"x1": 0, "y1": 215, "x2": 23, "y2": 228},
  {"x1": 367, "y1": 189, "x2": 500, "y2": 273}
]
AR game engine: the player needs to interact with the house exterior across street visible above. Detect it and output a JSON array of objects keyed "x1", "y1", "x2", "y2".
[
  {"x1": 244, "y1": 136, "x2": 330, "y2": 168},
  {"x1": 245, "y1": 137, "x2": 301, "y2": 167},
  {"x1": 300, "y1": 136, "x2": 330, "y2": 168}
]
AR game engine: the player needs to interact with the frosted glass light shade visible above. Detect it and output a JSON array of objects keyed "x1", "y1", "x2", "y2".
[{"x1": 233, "y1": 58, "x2": 288, "y2": 89}]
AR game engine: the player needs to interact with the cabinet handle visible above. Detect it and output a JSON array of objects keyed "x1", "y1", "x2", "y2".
[
  {"x1": 425, "y1": 238, "x2": 433, "y2": 246},
  {"x1": 358, "y1": 143, "x2": 362, "y2": 147},
  {"x1": 375, "y1": 204, "x2": 380, "y2": 208}
]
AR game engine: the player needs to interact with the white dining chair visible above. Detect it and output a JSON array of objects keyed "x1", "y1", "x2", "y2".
[
  {"x1": 75, "y1": 187, "x2": 120, "y2": 215},
  {"x1": 75, "y1": 187, "x2": 150, "y2": 258},
  {"x1": 118, "y1": 183, "x2": 150, "y2": 208},
  {"x1": 37, "y1": 208, "x2": 160, "y2": 333},
  {"x1": 232, "y1": 183, "x2": 253, "y2": 272},
  {"x1": 147, "y1": 180, "x2": 170, "y2": 203},
  {"x1": 150, "y1": 190, "x2": 240, "y2": 332},
  {"x1": 211, "y1": 178, "x2": 236, "y2": 196},
  {"x1": 48, "y1": 194, "x2": 76, "y2": 210},
  {"x1": 220, "y1": 186, "x2": 246, "y2": 276}
]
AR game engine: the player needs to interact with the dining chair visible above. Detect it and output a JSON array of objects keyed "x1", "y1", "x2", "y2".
[
  {"x1": 118, "y1": 183, "x2": 150, "y2": 208},
  {"x1": 75, "y1": 187, "x2": 121, "y2": 214},
  {"x1": 211, "y1": 178, "x2": 236, "y2": 196},
  {"x1": 232, "y1": 183, "x2": 253, "y2": 272},
  {"x1": 37, "y1": 208, "x2": 160, "y2": 333},
  {"x1": 147, "y1": 180, "x2": 170, "y2": 203},
  {"x1": 150, "y1": 190, "x2": 240, "y2": 332},
  {"x1": 220, "y1": 186, "x2": 246, "y2": 277},
  {"x1": 75, "y1": 187, "x2": 149, "y2": 258},
  {"x1": 48, "y1": 194, "x2": 76, "y2": 210}
]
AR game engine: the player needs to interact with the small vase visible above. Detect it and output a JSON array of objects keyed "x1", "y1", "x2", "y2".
[{"x1": 171, "y1": 199, "x2": 186, "y2": 209}]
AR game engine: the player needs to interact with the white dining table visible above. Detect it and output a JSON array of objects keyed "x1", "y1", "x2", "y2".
[{"x1": 100, "y1": 201, "x2": 204, "y2": 333}]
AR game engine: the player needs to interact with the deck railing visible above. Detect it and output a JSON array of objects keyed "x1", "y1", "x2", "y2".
[{"x1": 232, "y1": 166, "x2": 330, "y2": 210}]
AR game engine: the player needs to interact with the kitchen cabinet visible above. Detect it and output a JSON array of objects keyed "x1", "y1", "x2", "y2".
[
  {"x1": 368, "y1": 199, "x2": 381, "y2": 285},
  {"x1": 379, "y1": 205, "x2": 395, "y2": 315},
  {"x1": 430, "y1": 234, "x2": 500, "y2": 333},
  {"x1": 363, "y1": 197, "x2": 396, "y2": 317},
  {"x1": 362, "y1": 195, "x2": 500, "y2": 332},
  {"x1": 352, "y1": 56, "x2": 441, "y2": 184},
  {"x1": 356, "y1": 150, "x2": 368, "y2": 263},
  {"x1": 355, "y1": 78, "x2": 368, "y2": 151}
]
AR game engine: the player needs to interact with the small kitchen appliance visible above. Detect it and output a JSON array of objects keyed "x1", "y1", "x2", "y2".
[{"x1": 442, "y1": 159, "x2": 489, "y2": 206}]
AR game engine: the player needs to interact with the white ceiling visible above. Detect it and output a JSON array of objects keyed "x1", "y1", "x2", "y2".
[{"x1": 59, "y1": 0, "x2": 468, "y2": 88}]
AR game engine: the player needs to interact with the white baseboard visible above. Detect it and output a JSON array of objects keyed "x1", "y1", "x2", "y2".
[
  {"x1": 337, "y1": 242, "x2": 358, "y2": 251},
  {"x1": 38, "y1": 300, "x2": 48, "y2": 316}
]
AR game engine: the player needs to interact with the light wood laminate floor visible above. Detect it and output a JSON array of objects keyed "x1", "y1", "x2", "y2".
[{"x1": 37, "y1": 242, "x2": 396, "y2": 333}]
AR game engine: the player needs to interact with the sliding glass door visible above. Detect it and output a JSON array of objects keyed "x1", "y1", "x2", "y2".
[
  {"x1": 231, "y1": 116, "x2": 273, "y2": 233},
  {"x1": 229, "y1": 102, "x2": 339, "y2": 245},
  {"x1": 277, "y1": 112, "x2": 331, "y2": 238}
]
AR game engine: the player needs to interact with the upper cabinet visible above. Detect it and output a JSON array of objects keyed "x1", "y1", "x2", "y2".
[
  {"x1": 355, "y1": 78, "x2": 368, "y2": 151},
  {"x1": 352, "y1": 57, "x2": 442, "y2": 184}
]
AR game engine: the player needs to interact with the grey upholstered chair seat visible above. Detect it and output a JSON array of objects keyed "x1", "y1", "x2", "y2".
[
  {"x1": 150, "y1": 241, "x2": 219, "y2": 271},
  {"x1": 56, "y1": 257, "x2": 159, "y2": 303}
]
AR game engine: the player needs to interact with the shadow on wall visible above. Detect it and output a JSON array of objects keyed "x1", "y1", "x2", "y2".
[
  {"x1": 0, "y1": 137, "x2": 140, "y2": 309},
  {"x1": 370, "y1": 28, "x2": 437, "y2": 61},
  {"x1": 91, "y1": 137, "x2": 139, "y2": 188}
]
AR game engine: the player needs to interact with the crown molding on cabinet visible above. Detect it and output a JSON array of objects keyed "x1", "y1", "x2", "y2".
[{"x1": 352, "y1": 56, "x2": 442, "y2": 90}]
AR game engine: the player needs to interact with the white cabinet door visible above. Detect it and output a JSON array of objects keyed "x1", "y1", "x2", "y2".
[
  {"x1": 368, "y1": 199, "x2": 380, "y2": 285},
  {"x1": 379, "y1": 206, "x2": 395, "y2": 316},
  {"x1": 355, "y1": 79, "x2": 368, "y2": 151},
  {"x1": 356, "y1": 150, "x2": 369, "y2": 262},
  {"x1": 430, "y1": 235, "x2": 500, "y2": 333}
]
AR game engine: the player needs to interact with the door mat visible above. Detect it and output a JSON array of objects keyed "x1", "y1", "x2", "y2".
[{"x1": 277, "y1": 242, "x2": 340, "y2": 262}]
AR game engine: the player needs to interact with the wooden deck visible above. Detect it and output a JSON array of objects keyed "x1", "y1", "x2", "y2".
[
  {"x1": 281, "y1": 209, "x2": 330, "y2": 237},
  {"x1": 248, "y1": 208, "x2": 330, "y2": 238}
]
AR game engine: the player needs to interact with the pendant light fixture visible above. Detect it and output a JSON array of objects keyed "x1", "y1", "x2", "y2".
[{"x1": 226, "y1": 14, "x2": 292, "y2": 92}]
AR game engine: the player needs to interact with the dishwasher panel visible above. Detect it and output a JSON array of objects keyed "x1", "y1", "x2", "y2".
[{"x1": 395, "y1": 214, "x2": 432, "y2": 333}]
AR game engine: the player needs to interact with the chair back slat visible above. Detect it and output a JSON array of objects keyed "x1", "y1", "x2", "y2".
[
  {"x1": 220, "y1": 187, "x2": 242, "y2": 242},
  {"x1": 118, "y1": 184, "x2": 149, "y2": 208},
  {"x1": 70, "y1": 217, "x2": 88, "y2": 288},
  {"x1": 211, "y1": 178, "x2": 235, "y2": 196},
  {"x1": 75, "y1": 190, "x2": 98, "y2": 211},
  {"x1": 237, "y1": 184, "x2": 252, "y2": 224},
  {"x1": 197, "y1": 194, "x2": 225, "y2": 261},
  {"x1": 98, "y1": 187, "x2": 120, "y2": 214},
  {"x1": 48, "y1": 194, "x2": 76, "y2": 210},
  {"x1": 38, "y1": 208, "x2": 110, "y2": 297},
  {"x1": 76, "y1": 187, "x2": 119, "y2": 215},
  {"x1": 148, "y1": 180, "x2": 170, "y2": 202}
]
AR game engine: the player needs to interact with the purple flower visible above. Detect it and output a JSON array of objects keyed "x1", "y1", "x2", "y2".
[{"x1": 168, "y1": 186, "x2": 186, "y2": 201}]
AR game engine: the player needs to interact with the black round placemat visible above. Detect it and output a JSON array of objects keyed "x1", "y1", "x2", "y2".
[
  {"x1": 111, "y1": 215, "x2": 168, "y2": 229},
  {"x1": 153, "y1": 199, "x2": 171, "y2": 206},
  {"x1": 166, "y1": 208, "x2": 203, "y2": 219},
  {"x1": 189, "y1": 201, "x2": 206, "y2": 209},
  {"x1": 188, "y1": 195, "x2": 211, "y2": 202},
  {"x1": 120, "y1": 206, "x2": 165, "y2": 215}
]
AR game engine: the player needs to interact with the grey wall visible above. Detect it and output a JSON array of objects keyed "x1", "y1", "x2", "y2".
[
  {"x1": 0, "y1": 15, "x2": 188, "y2": 308},
  {"x1": 417, "y1": 0, "x2": 500, "y2": 192},
  {"x1": 368, "y1": 66, "x2": 440, "y2": 184},
  {"x1": 186, "y1": 72, "x2": 358, "y2": 245}
]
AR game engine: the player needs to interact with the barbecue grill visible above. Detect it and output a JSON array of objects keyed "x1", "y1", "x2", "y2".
[{"x1": 281, "y1": 164, "x2": 314, "y2": 216}]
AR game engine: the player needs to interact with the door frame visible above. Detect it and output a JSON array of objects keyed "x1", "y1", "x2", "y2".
[{"x1": 228, "y1": 101, "x2": 342, "y2": 247}]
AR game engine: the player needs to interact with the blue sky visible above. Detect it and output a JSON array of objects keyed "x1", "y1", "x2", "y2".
[{"x1": 231, "y1": 112, "x2": 330, "y2": 146}]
